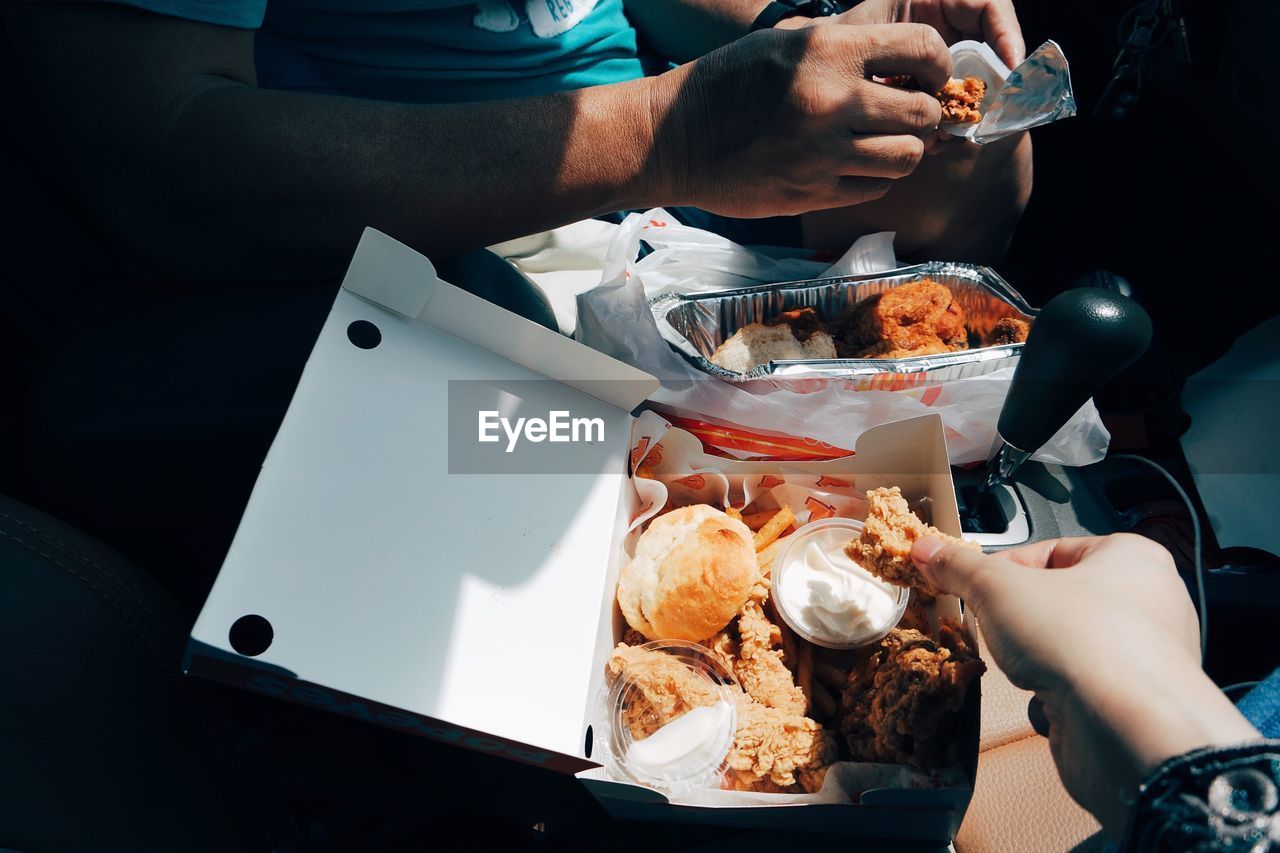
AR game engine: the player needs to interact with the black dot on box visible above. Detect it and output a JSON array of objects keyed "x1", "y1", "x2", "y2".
[
  {"x1": 229, "y1": 614, "x2": 273, "y2": 657},
  {"x1": 584, "y1": 725, "x2": 593, "y2": 758},
  {"x1": 347, "y1": 320, "x2": 382, "y2": 349}
]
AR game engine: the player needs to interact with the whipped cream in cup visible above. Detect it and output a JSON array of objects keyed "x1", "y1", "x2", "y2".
[
  {"x1": 600, "y1": 640, "x2": 738, "y2": 794},
  {"x1": 773, "y1": 518, "x2": 909, "y2": 650}
]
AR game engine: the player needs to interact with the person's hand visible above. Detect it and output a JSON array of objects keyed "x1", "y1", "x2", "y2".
[
  {"x1": 646, "y1": 23, "x2": 950, "y2": 218},
  {"x1": 911, "y1": 533, "x2": 1260, "y2": 835},
  {"x1": 802, "y1": 0, "x2": 1025, "y2": 153},
  {"x1": 820, "y1": 0, "x2": 1025, "y2": 70}
]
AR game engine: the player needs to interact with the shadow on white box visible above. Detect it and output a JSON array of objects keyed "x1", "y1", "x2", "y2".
[{"x1": 184, "y1": 228, "x2": 980, "y2": 843}]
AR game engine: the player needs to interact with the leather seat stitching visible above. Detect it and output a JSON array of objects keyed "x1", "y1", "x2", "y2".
[
  {"x1": 0, "y1": 509, "x2": 160, "y2": 624},
  {"x1": 980, "y1": 730, "x2": 1042, "y2": 754},
  {"x1": 0, "y1": 527, "x2": 234, "y2": 764}
]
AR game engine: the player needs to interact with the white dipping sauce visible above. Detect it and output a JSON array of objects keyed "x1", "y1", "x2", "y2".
[
  {"x1": 627, "y1": 701, "x2": 733, "y2": 779},
  {"x1": 777, "y1": 528, "x2": 900, "y2": 644}
]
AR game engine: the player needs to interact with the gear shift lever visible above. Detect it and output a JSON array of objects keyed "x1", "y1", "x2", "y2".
[{"x1": 967, "y1": 284, "x2": 1153, "y2": 524}]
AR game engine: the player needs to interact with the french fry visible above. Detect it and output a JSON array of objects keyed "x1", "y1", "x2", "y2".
[
  {"x1": 815, "y1": 661, "x2": 848, "y2": 692},
  {"x1": 725, "y1": 506, "x2": 743, "y2": 522},
  {"x1": 795, "y1": 642, "x2": 814, "y2": 715},
  {"x1": 812, "y1": 682, "x2": 838, "y2": 722},
  {"x1": 755, "y1": 536, "x2": 789, "y2": 577},
  {"x1": 741, "y1": 509, "x2": 780, "y2": 531},
  {"x1": 770, "y1": 599, "x2": 799, "y2": 674},
  {"x1": 753, "y1": 506, "x2": 795, "y2": 552}
]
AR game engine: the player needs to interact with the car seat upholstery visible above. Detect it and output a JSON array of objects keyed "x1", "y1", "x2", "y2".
[
  {"x1": 956, "y1": 635, "x2": 1106, "y2": 852},
  {"x1": 0, "y1": 494, "x2": 273, "y2": 851}
]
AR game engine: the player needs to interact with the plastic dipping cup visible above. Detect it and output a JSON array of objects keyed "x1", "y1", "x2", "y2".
[
  {"x1": 772, "y1": 518, "x2": 909, "y2": 650},
  {"x1": 600, "y1": 640, "x2": 738, "y2": 795}
]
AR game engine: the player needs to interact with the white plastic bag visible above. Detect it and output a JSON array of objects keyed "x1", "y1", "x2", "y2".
[{"x1": 575, "y1": 210, "x2": 1109, "y2": 466}]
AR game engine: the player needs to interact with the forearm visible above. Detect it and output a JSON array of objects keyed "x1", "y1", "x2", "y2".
[
  {"x1": 626, "y1": 0, "x2": 808, "y2": 63},
  {"x1": 5, "y1": 3, "x2": 664, "y2": 282},
  {"x1": 147, "y1": 80, "x2": 661, "y2": 280}
]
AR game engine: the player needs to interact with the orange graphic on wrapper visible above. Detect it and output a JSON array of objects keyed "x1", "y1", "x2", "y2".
[
  {"x1": 815, "y1": 475, "x2": 850, "y2": 489},
  {"x1": 805, "y1": 497, "x2": 837, "y2": 520},
  {"x1": 630, "y1": 437, "x2": 650, "y2": 472},
  {"x1": 758, "y1": 475, "x2": 784, "y2": 489},
  {"x1": 675, "y1": 474, "x2": 706, "y2": 489},
  {"x1": 630, "y1": 437, "x2": 663, "y2": 471}
]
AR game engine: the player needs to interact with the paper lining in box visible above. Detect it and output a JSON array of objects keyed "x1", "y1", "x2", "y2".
[{"x1": 651, "y1": 262, "x2": 1035, "y2": 391}]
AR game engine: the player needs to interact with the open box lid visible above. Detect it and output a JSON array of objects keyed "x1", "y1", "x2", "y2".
[
  {"x1": 189, "y1": 229, "x2": 657, "y2": 765},
  {"x1": 187, "y1": 229, "x2": 967, "y2": 780}
]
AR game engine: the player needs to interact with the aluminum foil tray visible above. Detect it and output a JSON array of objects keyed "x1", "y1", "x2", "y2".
[{"x1": 651, "y1": 262, "x2": 1037, "y2": 391}]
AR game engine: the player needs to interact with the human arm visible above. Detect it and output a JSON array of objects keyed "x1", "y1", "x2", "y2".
[
  {"x1": 625, "y1": 0, "x2": 1024, "y2": 68},
  {"x1": 4, "y1": 3, "x2": 948, "y2": 282},
  {"x1": 911, "y1": 533, "x2": 1264, "y2": 838}
]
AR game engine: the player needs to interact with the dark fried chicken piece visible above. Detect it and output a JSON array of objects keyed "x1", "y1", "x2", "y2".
[
  {"x1": 847, "y1": 486, "x2": 979, "y2": 597},
  {"x1": 991, "y1": 316, "x2": 1031, "y2": 345},
  {"x1": 839, "y1": 621, "x2": 985, "y2": 769},
  {"x1": 832, "y1": 280, "x2": 969, "y2": 359}
]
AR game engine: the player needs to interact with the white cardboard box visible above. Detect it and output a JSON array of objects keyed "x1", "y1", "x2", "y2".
[{"x1": 186, "y1": 229, "x2": 979, "y2": 842}]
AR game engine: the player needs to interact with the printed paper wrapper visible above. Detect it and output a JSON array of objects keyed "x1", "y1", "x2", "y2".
[{"x1": 606, "y1": 411, "x2": 970, "y2": 808}]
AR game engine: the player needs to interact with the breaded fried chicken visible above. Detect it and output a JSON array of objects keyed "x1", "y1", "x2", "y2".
[
  {"x1": 848, "y1": 486, "x2": 978, "y2": 597},
  {"x1": 727, "y1": 698, "x2": 837, "y2": 793},
  {"x1": 833, "y1": 280, "x2": 969, "y2": 359},
  {"x1": 839, "y1": 621, "x2": 985, "y2": 769},
  {"x1": 991, "y1": 316, "x2": 1031, "y2": 345},
  {"x1": 607, "y1": 642, "x2": 835, "y2": 793},
  {"x1": 733, "y1": 595, "x2": 808, "y2": 717},
  {"x1": 607, "y1": 643, "x2": 724, "y2": 739}
]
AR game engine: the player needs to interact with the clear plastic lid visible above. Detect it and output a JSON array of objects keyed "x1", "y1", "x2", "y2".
[
  {"x1": 599, "y1": 640, "x2": 738, "y2": 795},
  {"x1": 772, "y1": 518, "x2": 909, "y2": 650}
]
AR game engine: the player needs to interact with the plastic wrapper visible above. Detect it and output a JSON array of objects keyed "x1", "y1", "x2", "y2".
[
  {"x1": 576, "y1": 210, "x2": 1109, "y2": 466},
  {"x1": 945, "y1": 39, "x2": 1077, "y2": 143}
]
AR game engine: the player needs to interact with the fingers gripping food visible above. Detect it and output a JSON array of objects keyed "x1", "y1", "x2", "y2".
[
  {"x1": 617, "y1": 505, "x2": 758, "y2": 641},
  {"x1": 886, "y1": 75, "x2": 987, "y2": 124},
  {"x1": 848, "y1": 486, "x2": 978, "y2": 597}
]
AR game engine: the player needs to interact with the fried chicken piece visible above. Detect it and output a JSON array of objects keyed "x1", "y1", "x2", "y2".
[
  {"x1": 938, "y1": 77, "x2": 986, "y2": 124},
  {"x1": 607, "y1": 643, "x2": 725, "y2": 739},
  {"x1": 991, "y1": 316, "x2": 1031, "y2": 345},
  {"x1": 727, "y1": 698, "x2": 837, "y2": 793},
  {"x1": 733, "y1": 596, "x2": 808, "y2": 717},
  {"x1": 607, "y1": 643, "x2": 835, "y2": 793},
  {"x1": 832, "y1": 280, "x2": 969, "y2": 359},
  {"x1": 847, "y1": 486, "x2": 979, "y2": 597},
  {"x1": 839, "y1": 621, "x2": 985, "y2": 769}
]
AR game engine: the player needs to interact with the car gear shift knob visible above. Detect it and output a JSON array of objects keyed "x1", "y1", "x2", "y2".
[{"x1": 977, "y1": 284, "x2": 1153, "y2": 500}]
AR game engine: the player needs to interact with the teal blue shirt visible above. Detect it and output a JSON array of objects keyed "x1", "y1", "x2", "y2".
[{"x1": 100, "y1": 0, "x2": 644, "y2": 103}]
